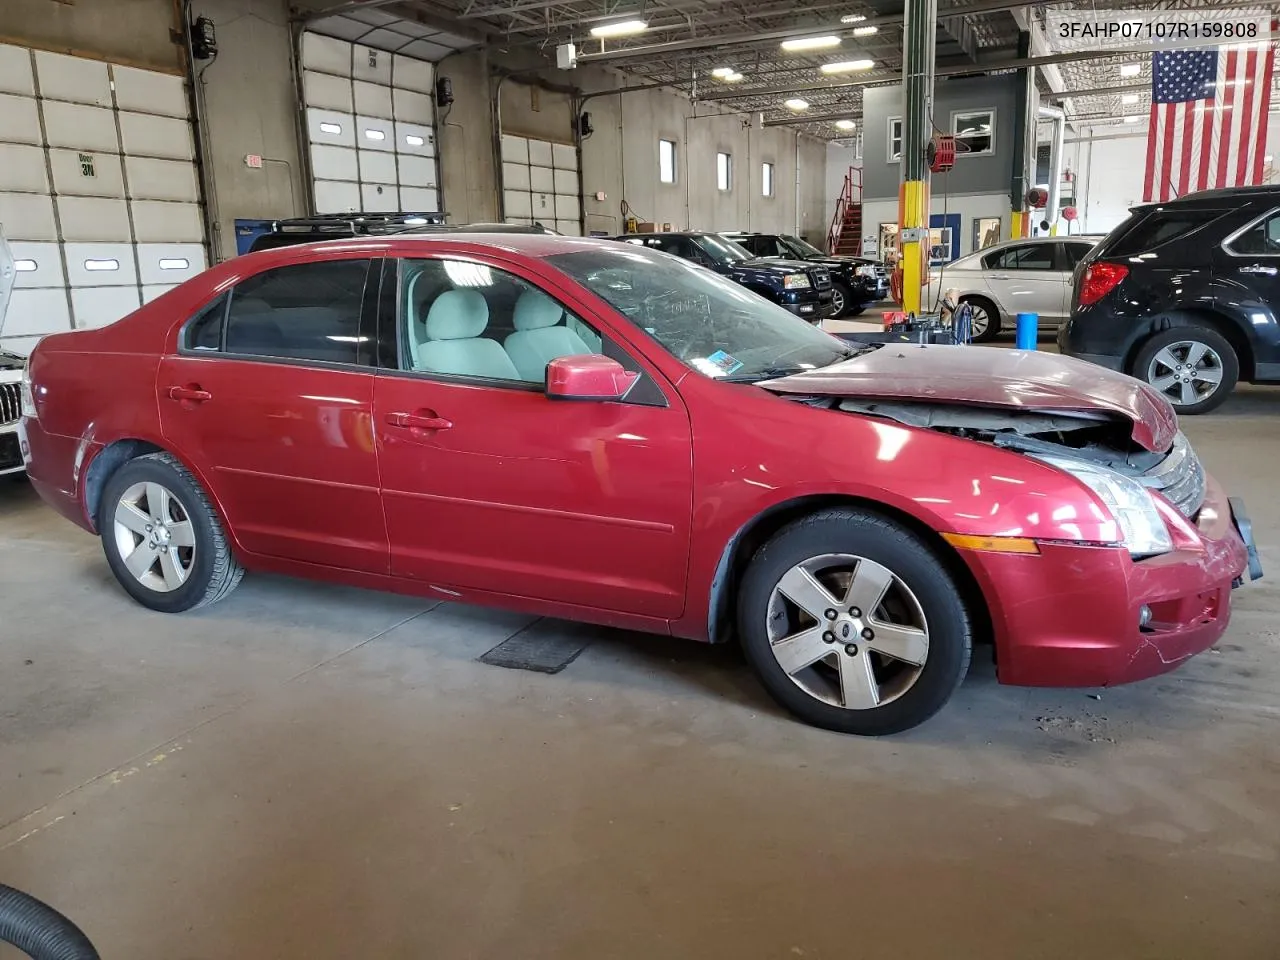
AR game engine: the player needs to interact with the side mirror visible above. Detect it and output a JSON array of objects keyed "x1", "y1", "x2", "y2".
[{"x1": 545, "y1": 354, "x2": 638, "y2": 402}]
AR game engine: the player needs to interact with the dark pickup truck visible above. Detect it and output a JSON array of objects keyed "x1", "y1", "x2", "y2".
[
  {"x1": 612, "y1": 231, "x2": 832, "y2": 321},
  {"x1": 725, "y1": 232, "x2": 887, "y2": 318}
]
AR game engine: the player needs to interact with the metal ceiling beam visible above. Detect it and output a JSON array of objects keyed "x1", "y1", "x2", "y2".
[
  {"x1": 1054, "y1": 82, "x2": 1149, "y2": 100},
  {"x1": 299, "y1": 0, "x2": 409, "y2": 20},
  {"x1": 762, "y1": 111, "x2": 857, "y2": 127}
]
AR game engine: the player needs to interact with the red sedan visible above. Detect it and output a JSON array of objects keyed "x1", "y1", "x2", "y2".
[{"x1": 17, "y1": 235, "x2": 1259, "y2": 734}]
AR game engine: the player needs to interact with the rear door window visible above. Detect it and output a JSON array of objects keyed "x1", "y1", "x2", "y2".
[
  {"x1": 1106, "y1": 209, "x2": 1227, "y2": 257},
  {"x1": 983, "y1": 244, "x2": 1055, "y2": 270},
  {"x1": 1225, "y1": 209, "x2": 1280, "y2": 257},
  {"x1": 1062, "y1": 242, "x2": 1094, "y2": 268}
]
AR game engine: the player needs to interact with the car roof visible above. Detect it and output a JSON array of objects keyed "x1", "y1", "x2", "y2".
[{"x1": 1152, "y1": 184, "x2": 1280, "y2": 206}]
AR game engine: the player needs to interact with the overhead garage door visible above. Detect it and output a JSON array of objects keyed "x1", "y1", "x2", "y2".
[
  {"x1": 300, "y1": 32, "x2": 439, "y2": 216},
  {"x1": 501, "y1": 134, "x2": 581, "y2": 236},
  {"x1": 0, "y1": 44, "x2": 205, "y2": 356}
]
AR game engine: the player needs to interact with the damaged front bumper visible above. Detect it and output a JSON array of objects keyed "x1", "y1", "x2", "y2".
[{"x1": 957, "y1": 473, "x2": 1254, "y2": 688}]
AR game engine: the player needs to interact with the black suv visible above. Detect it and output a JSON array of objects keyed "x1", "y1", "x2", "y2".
[
  {"x1": 1061, "y1": 186, "x2": 1280, "y2": 414},
  {"x1": 725, "y1": 232, "x2": 887, "y2": 317},
  {"x1": 613, "y1": 232, "x2": 832, "y2": 321}
]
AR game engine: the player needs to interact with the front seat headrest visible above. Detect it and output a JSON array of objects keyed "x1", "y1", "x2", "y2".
[
  {"x1": 425, "y1": 289, "x2": 489, "y2": 340},
  {"x1": 512, "y1": 290, "x2": 564, "y2": 331}
]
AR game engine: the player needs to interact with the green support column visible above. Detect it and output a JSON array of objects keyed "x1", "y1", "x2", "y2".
[{"x1": 897, "y1": 0, "x2": 937, "y2": 315}]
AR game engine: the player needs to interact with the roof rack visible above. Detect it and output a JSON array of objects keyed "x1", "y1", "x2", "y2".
[{"x1": 267, "y1": 212, "x2": 449, "y2": 235}]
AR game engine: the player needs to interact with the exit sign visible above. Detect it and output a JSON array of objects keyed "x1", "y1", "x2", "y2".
[{"x1": 244, "y1": 154, "x2": 263, "y2": 169}]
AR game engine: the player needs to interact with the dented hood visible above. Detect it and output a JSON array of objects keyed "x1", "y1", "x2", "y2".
[{"x1": 761, "y1": 344, "x2": 1177, "y2": 453}]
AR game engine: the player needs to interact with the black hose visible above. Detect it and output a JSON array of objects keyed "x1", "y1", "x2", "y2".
[{"x1": 0, "y1": 885, "x2": 99, "y2": 960}]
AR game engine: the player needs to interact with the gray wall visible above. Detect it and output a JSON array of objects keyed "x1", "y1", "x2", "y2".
[{"x1": 862, "y1": 74, "x2": 1022, "y2": 201}]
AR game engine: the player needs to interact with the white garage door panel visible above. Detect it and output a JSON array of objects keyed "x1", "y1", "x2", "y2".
[
  {"x1": 360, "y1": 183, "x2": 399, "y2": 211},
  {"x1": 310, "y1": 144, "x2": 359, "y2": 181},
  {"x1": 528, "y1": 139, "x2": 553, "y2": 167},
  {"x1": 398, "y1": 154, "x2": 437, "y2": 188},
  {"x1": 552, "y1": 142, "x2": 576, "y2": 169},
  {"x1": 307, "y1": 107, "x2": 355, "y2": 147},
  {"x1": 356, "y1": 115, "x2": 394, "y2": 151},
  {"x1": 49, "y1": 149, "x2": 126, "y2": 198},
  {"x1": 395, "y1": 122, "x2": 435, "y2": 156},
  {"x1": 6, "y1": 288, "x2": 72, "y2": 337},
  {"x1": 392, "y1": 88, "x2": 432, "y2": 124},
  {"x1": 131, "y1": 201, "x2": 202, "y2": 242},
  {"x1": 501, "y1": 135, "x2": 528, "y2": 164},
  {"x1": 41, "y1": 102, "x2": 119, "y2": 152},
  {"x1": 303, "y1": 71, "x2": 353, "y2": 113},
  {"x1": 531, "y1": 193, "x2": 555, "y2": 219},
  {"x1": 35, "y1": 51, "x2": 111, "y2": 107},
  {"x1": 358, "y1": 149, "x2": 397, "y2": 184},
  {"x1": 554, "y1": 194, "x2": 580, "y2": 220},
  {"x1": 529, "y1": 166, "x2": 554, "y2": 192},
  {"x1": 71, "y1": 285, "x2": 140, "y2": 329},
  {"x1": 504, "y1": 190, "x2": 533, "y2": 219},
  {"x1": 0, "y1": 93, "x2": 42, "y2": 144},
  {"x1": 56, "y1": 196, "x2": 130, "y2": 241},
  {"x1": 0, "y1": 192, "x2": 57, "y2": 240},
  {"x1": 118, "y1": 113, "x2": 194, "y2": 160},
  {"x1": 400, "y1": 187, "x2": 438, "y2": 212},
  {"x1": 314, "y1": 179, "x2": 360, "y2": 213},
  {"x1": 0, "y1": 143, "x2": 48, "y2": 192},
  {"x1": 137, "y1": 243, "x2": 204, "y2": 285},
  {"x1": 142, "y1": 284, "x2": 179, "y2": 304},
  {"x1": 64, "y1": 243, "x2": 137, "y2": 287},
  {"x1": 353, "y1": 80, "x2": 393, "y2": 119},
  {"x1": 302, "y1": 33, "x2": 352, "y2": 76},
  {"x1": 553, "y1": 168, "x2": 579, "y2": 195},
  {"x1": 124, "y1": 156, "x2": 199, "y2": 202},
  {"x1": 555, "y1": 220, "x2": 580, "y2": 237},
  {"x1": 392, "y1": 55, "x2": 433, "y2": 93},
  {"x1": 10, "y1": 242, "x2": 64, "y2": 288},
  {"x1": 502, "y1": 161, "x2": 530, "y2": 190},
  {"x1": 111, "y1": 66, "x2": 187, "y2": 118},
  {"x1": 0, "y1": 45, "x2": 34, "y2": 96},
  {"x1": 352, "y1": 46, "x2": 393, "y2": 85}
]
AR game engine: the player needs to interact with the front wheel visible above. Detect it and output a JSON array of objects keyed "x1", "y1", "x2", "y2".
[
  {"x1": 98, "y1": 452, "x2": 244, "y2": 612},
  {"x1": 1132, "y1": 326, "x2": 1238, "y2": 415},
  {"x1": 828, "y1": 281, "x2": 852, "y2": 318},
  {"x1": 736, "y1": 509, "x2": 972, "y2": 735},
  {"x1": 962, "y1": 296, "x2": 1000, "y2": 342}
]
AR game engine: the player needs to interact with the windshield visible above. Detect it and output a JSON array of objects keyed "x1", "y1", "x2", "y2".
[
  {"x1": 696, "y1": 234, "x2": 754, "y2": 264},
  {"x1": 548, "y1": 245, "x2": 853, "y2": 382},
  {"x1": 782, "y1": 235, "x2": 826, "y2": 258}
]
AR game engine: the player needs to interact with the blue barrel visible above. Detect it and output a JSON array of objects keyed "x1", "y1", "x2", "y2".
[{"x1": 1015, "y1": 312, "x2": 1038, "y2": 350}]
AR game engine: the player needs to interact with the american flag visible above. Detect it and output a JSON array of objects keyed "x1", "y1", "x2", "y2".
[{"x1": 1144, "y1": 44, "x2": 1275, "y2": 203}]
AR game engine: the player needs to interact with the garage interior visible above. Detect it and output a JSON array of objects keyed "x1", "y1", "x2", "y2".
[{"x1": 2, "y1": 0, "x2": 1280, "y2": 956}]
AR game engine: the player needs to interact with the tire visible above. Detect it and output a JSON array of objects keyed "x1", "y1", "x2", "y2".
[
  {"x1": 1132, "y1": 326, "x2": 1239, "y2": 415},
  {"x1": 736, "y1": 509, "x2": 972, "y2": 736},
  {"x1": 97, "y1": 451, "x2": 244, "y2": 613},
  {"x1": 829, "y1": 281, "x2": 853, "y2": 318},
  {"x1": 962, "y1": 295, "x2": 1000, "y2": 342}
]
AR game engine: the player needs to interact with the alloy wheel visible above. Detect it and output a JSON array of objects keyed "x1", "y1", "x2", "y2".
[
  {"x1": 967, "y1": 303, "x2": 990, "y2": 338},
  {"x1": 831, "y1": 287, "x2": 846, "y2": 315},
  {"x1": 112, "y1": 481, "x2": 197, "y2": 592},
  {"x1": 765, "y1": 553, "x2": 930, "y2": 710},
  {"x1": 1146, "y1": 340, "x2": 1225, "y2": 407}
]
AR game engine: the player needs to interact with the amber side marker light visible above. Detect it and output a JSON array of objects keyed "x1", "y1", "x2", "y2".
[{"x1": 942, "y1": 534, "x2": 1040, "y2": 555}]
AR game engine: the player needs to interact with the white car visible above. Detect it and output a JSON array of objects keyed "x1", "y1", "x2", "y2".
[
  {"x1": 925, "y1": 236, "x2": 1102, "y2": 342},
  {"x1": 0, "y1": 232, "x2": 23, "y2": 475}
]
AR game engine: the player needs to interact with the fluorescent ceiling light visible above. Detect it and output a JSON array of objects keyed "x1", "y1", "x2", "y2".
[
  {"x1": 835, "y1": 119, "x2": 856, "y2": 130},
  {"x1": 711, "y1": 67, "x2": 735, "y2": 77},
  {"x1": 821, "y1": 59, "x2": 874, "y2": 74},
  {"x1": 1120, "y1": 63, "x2": 1140, "y2": 77},
  {"x1": 851, "y1": 25, "x2": 878, "y2": 36},
  {"x1": 781, "y1": 35, "x2": 841, "y2": 51},
  {"x1": 722, "y1": 71, "x2": 744, "y2": 82},
  {"x1": 784, "y1": 98, "x2": 810, "y2": 111},
  {"x1": 839, "y1": 13, "x2": 867, "y2": 23},
  {"x1": 590, "y1": 19, "x2": 648, "y2": 38},
  {"x1": 1121, "y1": 93, "x2": 1140, "y2": 104}
]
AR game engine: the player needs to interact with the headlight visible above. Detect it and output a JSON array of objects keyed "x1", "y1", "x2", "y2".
[
  {"x1": 1036, "y1": 454, "x2": 1173, "y2": 557},
  {"x1": 20, "y1": 358, "x2": 37, "y2": 419},
  {"x1": 783, "y1": 274, "x2": 811, "y2": 290},
  {"x1": 856, "y1": 264, "x2": 877, "y2": 278}
]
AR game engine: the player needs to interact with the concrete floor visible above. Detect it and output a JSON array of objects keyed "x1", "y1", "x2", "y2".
[{"x1": 2, "y1": 385, "x2": 1279, "y2": 959}]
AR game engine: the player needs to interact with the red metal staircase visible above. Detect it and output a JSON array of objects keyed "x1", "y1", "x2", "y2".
[{"x1": 826, "y1": 166, "x2": 864, "y2": 257}]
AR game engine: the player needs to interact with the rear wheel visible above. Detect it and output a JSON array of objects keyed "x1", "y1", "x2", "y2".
[
  {"x1": 98, "y1": 452, "x2": 244, "y2": 612},
  {"x1": 736, "y1": 509, "x2": 972, "y2": 736},
  {"x1": 962, "y1": 296, "x2": 1000, "y2": 342},
  {"x1": 1133, "y1": 326, "x2": 1238, "y2": 415}
]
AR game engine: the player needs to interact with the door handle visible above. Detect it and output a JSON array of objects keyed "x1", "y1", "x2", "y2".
[
  {"x1": 386, "y1": 411, "x2": 453, "y2": 431},
  {"x1": 1238, "y1": 264, "x2": 1278, "y2": 276},
  {"x1": 167, "y1": 385, "x2": 212, "y2": 403}
]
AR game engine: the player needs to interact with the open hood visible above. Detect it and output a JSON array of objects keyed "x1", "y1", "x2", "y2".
[
  {"x1": 760, "y1": 344, "x2": 1177, "y2": 453},
  {"x1": 0, "y1": 228, "x2": 13, "y2": 341}
]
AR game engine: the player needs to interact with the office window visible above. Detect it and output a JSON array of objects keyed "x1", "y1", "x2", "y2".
[
  {"x1": 953, "y1": 109, "x2": 996, "y2": 156},
  {"x1": 717, "y1": 152, "x2": 732, "y2": 191},
  {"x1": 761, "y1": 161, "x2": 774, "y2": 197},
  {"x1": 888, "y1": 117, "x2": 903, "y2": 162},
  {"x1": 659, "y1": 138, "x2": 676, "y2": 183}
]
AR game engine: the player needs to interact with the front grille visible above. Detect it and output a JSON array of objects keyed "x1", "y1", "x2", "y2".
[
  {"x1": 810, "y1": 268, "x2": 832, "y2": 290},
  {"x1": 1140, "y1": 432, "x2": 1205, "y2": 518},
  {"x1": 0, "y1": 383, "x2": 20, "y2": 425}
]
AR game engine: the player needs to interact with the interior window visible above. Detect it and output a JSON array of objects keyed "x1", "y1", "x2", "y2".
[
  {"x1": 185, "y1": 295, "x2": 227, "y2": 351},
  {"x1": 1228, "y1": 210, "x2": 1280, "y2": 256},
  {"x1": 984, "y1": 244, "x2": 1054, "y2": 271},
  {"x1": 398, "y1": 258, "x2": 602, "y2": 384},
  {"x1": 223, "y1": 260, "x2": 371, "y2": 364}
]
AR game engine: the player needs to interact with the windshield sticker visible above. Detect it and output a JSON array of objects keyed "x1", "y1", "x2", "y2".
[{"x1": 704, "y1": 350, "x2": 744, "y2": 376}]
